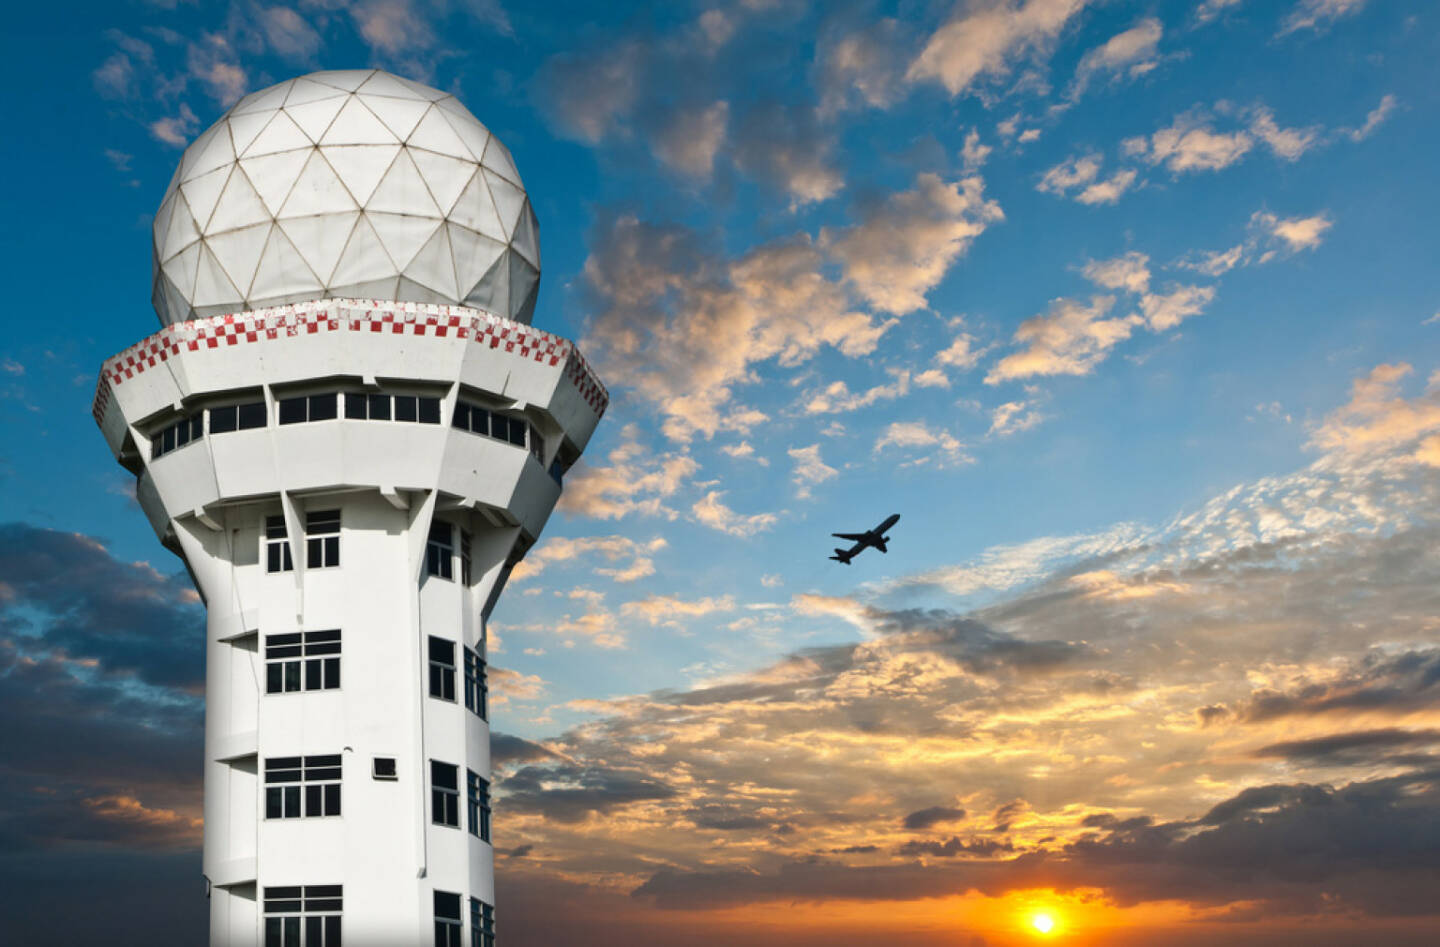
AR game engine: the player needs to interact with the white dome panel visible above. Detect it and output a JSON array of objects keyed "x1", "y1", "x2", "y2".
[{"x1": 152, "y1": 69, "x2": 540, "y2": 325}]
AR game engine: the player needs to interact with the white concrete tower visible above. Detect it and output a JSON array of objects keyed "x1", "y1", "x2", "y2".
[{"x1": 92, "y1": 70, "x2": 606, "y2": 947}]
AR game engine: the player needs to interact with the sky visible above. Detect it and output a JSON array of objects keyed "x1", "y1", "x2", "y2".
[{"x1": 2, "y1": 0, "x2": 1440, "y2": 944}]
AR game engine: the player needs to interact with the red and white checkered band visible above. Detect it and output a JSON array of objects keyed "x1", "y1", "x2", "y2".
[{"x1": 93, "y1": 299, "x2": 609, "y2": 421}]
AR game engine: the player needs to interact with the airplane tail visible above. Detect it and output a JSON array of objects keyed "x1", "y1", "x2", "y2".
[{"x1": 830, "y1": 548, "x2": 852, "y2": 564}]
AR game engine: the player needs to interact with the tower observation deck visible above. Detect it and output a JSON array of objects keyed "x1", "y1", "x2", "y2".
[{"x1": 92, "y1": 70, "x2": 606, "y2": 946}]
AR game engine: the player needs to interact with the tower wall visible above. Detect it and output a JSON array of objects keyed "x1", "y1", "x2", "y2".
[{"x1": 94, "y1": 299, "x2": 606, "y2": 946}]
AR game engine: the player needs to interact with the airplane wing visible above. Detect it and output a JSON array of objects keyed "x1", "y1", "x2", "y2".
[{"x1": 831, "y1": 532, "x2": 868, "y2": 541}]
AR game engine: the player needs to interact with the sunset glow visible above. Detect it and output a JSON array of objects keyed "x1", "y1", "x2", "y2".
[{"x1": 1031, "y1": 912, "x2": 1056, "y2": 935}]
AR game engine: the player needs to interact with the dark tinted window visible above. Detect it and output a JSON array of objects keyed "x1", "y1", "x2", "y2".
[
  {"x1": 395, "y1": 395, "x2": 418, "y2": 422},
  {"x1": 418, "y1": 397, "x2": 441, "y2": 424},
  {"x1": 238, "y1": 401, "x2": 267, "y2": 429},
  {"x1": 279, "y1": 397, "x2": 307, "y2": 425},
  {"x1": 310, "y1": 393, "x2": 337, "y2": 421},
  {"x1": 211, "y1": 405, "x2": 237, "y2": 433}
]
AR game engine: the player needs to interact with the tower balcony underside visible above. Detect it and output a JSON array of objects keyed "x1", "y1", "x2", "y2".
[{"x1": 93, "y1": 299, "x2": 607, "y2": 541}]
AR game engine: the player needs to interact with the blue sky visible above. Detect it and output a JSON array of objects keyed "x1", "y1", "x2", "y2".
[{"x1": 4, "y1": 1, "x2": 1440, "y2": 944}]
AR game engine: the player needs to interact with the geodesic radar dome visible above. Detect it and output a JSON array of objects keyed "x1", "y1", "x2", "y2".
[{"x1": 151, "y1": 69, "x2": 541, "y2": 327}]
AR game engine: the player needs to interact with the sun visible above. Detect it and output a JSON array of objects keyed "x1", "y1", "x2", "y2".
[{"x1": 1030, "y1": 912, "x2": 1057, "y2": 935}]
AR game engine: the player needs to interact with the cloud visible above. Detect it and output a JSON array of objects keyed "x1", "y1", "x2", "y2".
[
  {"x1": 0, "y1": 525, "x2": 204, "y2": 690},
  {"x1": 1070, "y1": 18, "x2": 1163, "y2": 98},
  {"x1": 814, "y1": 17, "x2": 909, "y2": 114},
  {"x1": 1037, "y1": 153, "x2": 1100, "y2": 195},
  {"x1": 720, "y1": 441, "x2": 768, "y2": 466},
  {"x1": 985, "y1": 295, "x2": 1139, "y2": 384},
  {"x1": 499, "y1": 759, "x2": 678, "y2": 824},
  {"x1": 1252, "y1": 728, "x2": 1440, "y2": 763},
  {"x1": 873, "y1": 421, "x2": 969, "y2": 466},
  {"x1": 1140, "y1": 284, "x2": 1215, "y2": 331},
  {"x1": 822, "y1": 173, "x2": 1004, "y2": 315},
  {"x1": 907, "y1": 0, "x2": 1089, "y2": 98},
  {"x1": 249, "y1": 4, "x2": 323, "y2": 62},
  {"x1": 1075, "y1": 168, "x2": 1138, "y2": 205},
  {"x1": 557, "y1": 425, "x2": 699, "y2": 519},
  {"x1": 621, "y1": 595, "x2": 737, "y2": 627},
  {"x1": 510, "y1": 533, "x2": 667, "y2": 584},
  {"x1": 537, "y1": 40, "x2": 645, "y2": 143},
  {"x1": 1248, "y1": 106, "x2": 1320, "y2": 160},
  {"x1": 1233, "y1": 648, "x2": 1440, "y2": 722},
  {"x1": 1307, "y1": 363, "x2": 1440, "y2": 465},
  {"x1": 148, "y1": 104, "x2": 200, "y2": 147},
  {"x1": 1177, "y1": 208, "x2": 1332, "y2": 275},
  {"x1": 581, "y1": 213, "x2": 888, "y2": 442},
  {"x1": 1194, "y1": 0, "x2": 1246, "y2": 24},
  {"x1": 934, "y1": 332, "x2": 984, "y2": 371},
  {"x1": 788, "y1": 444, "x2": 838, "y2": 498},
  {"x1": 651, "y1": 101, "x2": 730, "y2": 179},
  {"x1": 902, "y1": 805, "x2": 967, "y2": 830},
  {"x1": 961, "y1": 129, "x2": 991, "y2": 171},
  {"x1": 1252, "y1": 210, "x2": 1332, "y2": 252},
  {"x1": 732, "y1": 103, "x2": 843, "y2": 205},
  {"x1": 1348, "y1": 93, "x2": 1399, "y2": 141},
  {"x1": 1082, "y1": 252, "x2": 1151, "y2": 294},
  {"x1": 1130, "y1": 110, "x2": 1255, "y2": 173},
  {"x1": 1279, "y1": 0, "x2": 1369, "y2": 36},
  {"x1": 989, "y1": 400, "x2": 1045, "y2": 436},
  {"x1": 691, "y1": 491, "x2": 778, "y2": 537},
  {"x1": 803, "y1": 372, "x2": 911, "y2": 415}
]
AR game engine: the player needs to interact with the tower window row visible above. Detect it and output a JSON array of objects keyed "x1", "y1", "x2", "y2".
[
  {"x1": 261, "y1": 630, "x2": 487, "y2": 717},
  {"x1": 265, "y1": 755, "x2": 342, "y2": 819},
  {"x1": 451, "y1": 400, "x2": 544, "y2": 464},
  {"x1": 261, "y1": 885, "x2": 493, "y2": 947},
  {"x1": 264, "y1": 885, "x2": 341, "y2": 947},
  {"x1": 431, "y1": 759, "x2": 490, "y2": 842},
  {"x1": 435, "y1": 891, "x2": 495, "y2": 947},
  {"x1": 428, "y1": 636, "x2": 488, "y2": 721},
  {"x1": 265, "y1": 630, "x2": 341, "y2": 694},
  {"x1": 149, "y1": 391, "x2": 545, "y2": 463},
  {"x1": 266, "y1": 511, "x2": 341, "y2": 573}
]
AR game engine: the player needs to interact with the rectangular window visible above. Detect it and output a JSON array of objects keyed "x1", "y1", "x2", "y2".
[
  {"x1": 451, "y1": 402, "x2": 470, "y2": 430},
  {"x1": 433, "y1": 891, "x2": 461, "y2": 947},
  {"x1": 238, "y1": 400, "x2": 267, "y2": 430},
  {"x1": 264, "y1": 885, "x2": 342, "y2": 947},
  {"x1": 463, "y1": 646, "x2": 487, "y2": 721},
  {"x1": 431, "y1": 761, "x2": 459, "y2": 828},
  {"x1": 470, "y1": 898, "x2": 495, "y2": 947},
  {"x1": 266, "y1": 516, "x2": 294, "y2": 573},
  {"x1": 468, "y1": 405, "x2": 491, "y2": 437},
  {"x1": 418, "y1": 396, "x2": 441, "y2": 424},
  {"x1": 306, "y1": 510, "x2": 340, "y2": 568},
  {"x1": 265, "y1": 755, "x2": 341, "y2": 819},
  {"x1": 395, "y1": 395, "x2": 418, "y2": 423},
  {"x1": 426, "y1": 522, "x2": 454, "y2": 580},
  {"x1": 151, "y1": 413, "x2": 205, "y2": 459},
  {"x1": 344, "y1": 392, "x2": 398, "y2": 420},
  {"x1": 428, "y1": 636, "x2": 456, "y2": 702},
  {"x1": 467, "y1": 770, "x2": 490, "y2": 841},
  {"x1": 459, "y1": 531, "x2": 471, "y2": 586},
  {"x1": 265, "y1": 630, "x2": 341, "y2": 694},
  {"x1": 279, "y1": 393, "x2": 338, "y2": 425}
]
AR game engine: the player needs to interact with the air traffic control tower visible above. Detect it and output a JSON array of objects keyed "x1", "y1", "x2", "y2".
[{"x1": 92, "y1": 70, "x2": 606, "y2": 946}]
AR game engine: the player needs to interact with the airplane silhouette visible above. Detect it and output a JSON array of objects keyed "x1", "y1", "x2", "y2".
[{"x1": 830, "y1": 513, "x2": 900, "y2": 564}]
